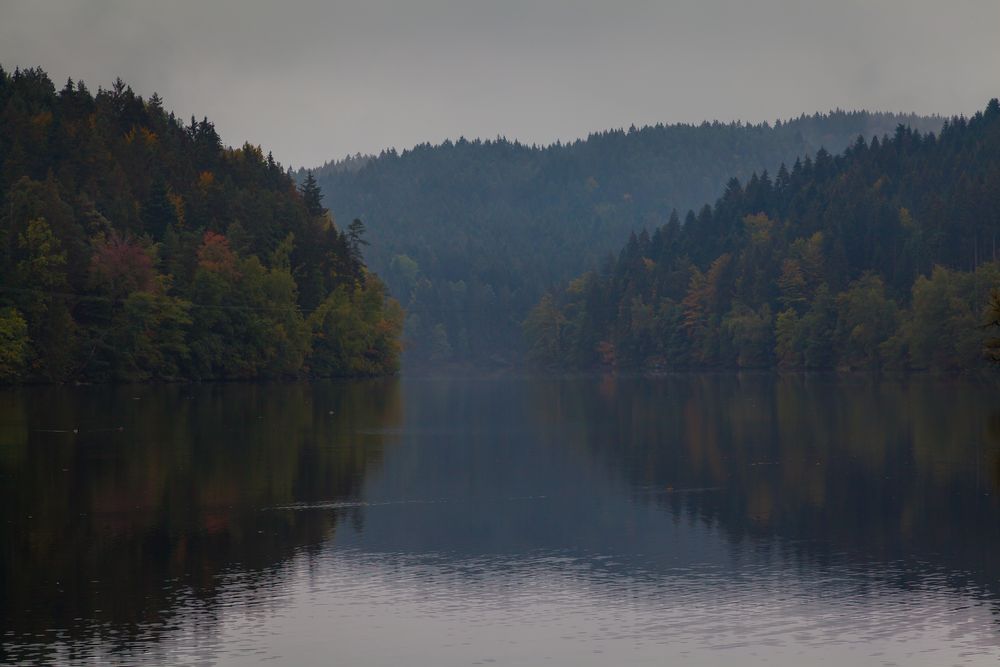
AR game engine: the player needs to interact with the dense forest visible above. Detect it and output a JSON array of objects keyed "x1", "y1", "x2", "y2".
[
  {"x1": 0, "y1": 66, "x2": 402, "y2": 383},
  {"x1": 306, "y1": 111, "x2": 942, "y2": 366},
  {"x1": 526, "y1": 99, "x2": 1000, "y2": 372}
]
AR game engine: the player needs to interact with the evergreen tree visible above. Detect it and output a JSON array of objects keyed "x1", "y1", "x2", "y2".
[{"x1": 299, "y1": 170, "x2": 326, "y2": 217}]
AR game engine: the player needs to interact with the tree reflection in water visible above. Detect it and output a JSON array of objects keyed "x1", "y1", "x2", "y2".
[
  {"x1": 0, "y1": 380, "x2": 401, "y2": 665},
  {"x1": 531, "y1": 373, "x2": 1000, "y2": 597}
]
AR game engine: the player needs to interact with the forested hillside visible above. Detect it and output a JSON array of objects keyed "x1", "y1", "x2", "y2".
[
  {"x1": 526, "y1": 99, "x2": 1000, "y2": 372},
  {"x1": 307, "y1": 111, "x2": 942, "y2": 366},
  {"x1": 0, "y1": 66, "x2": 402, "y2": 382}
]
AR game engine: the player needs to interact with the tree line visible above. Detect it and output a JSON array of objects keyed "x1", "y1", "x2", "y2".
[
  {"x1": 307, "y1": 110, "x2": 942, "y2": 367},
  {"x1": 0, "y1": 66, "x2": 402, "y2": 382},
  {"x1": 526, "y1": 99, "x2": 1000, "y2": 372}
]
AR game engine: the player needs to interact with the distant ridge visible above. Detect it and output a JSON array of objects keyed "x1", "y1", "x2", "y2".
[{"x1": 304, "y1": 109, "x2": 943, "y2": 367}]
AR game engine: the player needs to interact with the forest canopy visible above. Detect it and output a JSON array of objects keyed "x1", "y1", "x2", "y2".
[
  {"x1": 307, "y1": 110, "x2": 942, "y2": 367},
  {"x1": 525, "y1": 99, "x2": 1000, "y2": 372},
  {"x1": 0, "y1": 66, "x2": 402, "y2": 383}
]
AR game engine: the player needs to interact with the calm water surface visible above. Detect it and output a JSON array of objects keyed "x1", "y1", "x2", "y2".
[{"x1": 2, "y1": 374, "x2": 1000, "y2": 666}]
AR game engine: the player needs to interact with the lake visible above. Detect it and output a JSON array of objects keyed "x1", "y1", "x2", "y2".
[{"x1": 2, "y1": 374, "x2": 1000, "y2": 666}]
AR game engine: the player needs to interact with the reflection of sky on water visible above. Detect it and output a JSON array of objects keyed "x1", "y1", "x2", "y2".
[
  {"x1": 98, "y1": 532, "x2": 1000, "y2": 667},
  {"x1": 212, "y1": 545, "x2": 1000, "y2": 667},
  {"x1": 29, "y1": 518, "x2": 1000, "y2": 666}
]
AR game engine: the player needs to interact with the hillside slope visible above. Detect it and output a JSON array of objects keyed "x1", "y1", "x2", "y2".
[
  {"x1": 0, "y1": 66, "x2": 401, "y2": 382},
  {"x1": 526, "y1": 100, "x2": 1000, "y2": 371},
  {"x1": 308, "y1": 111, "x2": 942, "y2": 366}
]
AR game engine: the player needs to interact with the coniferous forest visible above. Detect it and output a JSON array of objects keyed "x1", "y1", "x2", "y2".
[
  {"x1": 3, "y1": 64, "x2": 998, "y2": 380},
  {"x1": 308, "y1": 111, "x2": 942, "y2": 366},
  {"x1": 525, "y1": 99, "x2": 1000, "y2": 372},
  {"x1": 0, "y1": 67, "x2": 403, "y2": 383}
]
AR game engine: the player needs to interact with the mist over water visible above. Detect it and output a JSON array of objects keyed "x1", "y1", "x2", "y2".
[{"x1": 2, "y1": 375, "x2": 1000, "y2": 665}]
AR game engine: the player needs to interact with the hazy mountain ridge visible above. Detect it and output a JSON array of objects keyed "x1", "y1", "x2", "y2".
[{"x1": 306, "y1": 110, "x2": 943, "y2": 367}]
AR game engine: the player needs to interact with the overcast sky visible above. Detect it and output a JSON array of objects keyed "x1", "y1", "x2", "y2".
[{"x1": 2, "y1": 0, "x2": 998, "y2": 168}]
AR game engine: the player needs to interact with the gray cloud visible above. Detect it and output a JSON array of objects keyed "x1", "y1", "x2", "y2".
[{"x1": 2, "y1": 0, "x2": 998, "y2": 168}]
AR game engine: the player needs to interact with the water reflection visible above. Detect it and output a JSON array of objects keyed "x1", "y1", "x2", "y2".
[
  {"x1": 0, "y1": 380, "x2": 401, "y2": 665},
  {"x1": 2, "y1": 375, "x2": 1000, "y2": 665},
  {"x1": 532, "y1": 374, "x2": 1000, "y2": 584}
]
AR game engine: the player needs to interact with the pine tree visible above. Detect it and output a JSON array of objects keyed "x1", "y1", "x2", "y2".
[
  {"x1": 347, "y1": 218, "x2": 369, "y2": 271},
  {"x1": 299, "y1": 171, "x2": 326, "y2": 217}
]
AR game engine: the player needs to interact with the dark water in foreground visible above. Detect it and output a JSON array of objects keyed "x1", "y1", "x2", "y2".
[{"x1": 2, "y1": 374, "x2": 1000, "y2": 666}]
